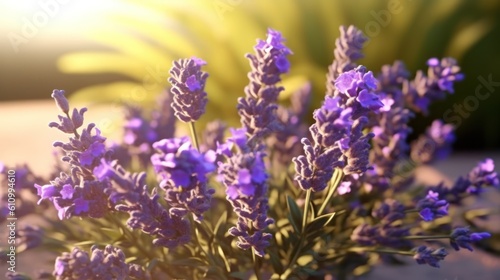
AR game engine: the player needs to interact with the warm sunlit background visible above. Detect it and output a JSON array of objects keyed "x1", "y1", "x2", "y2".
[{"x1": 1, "y1": 0, "x2": 500, "y2": 151}]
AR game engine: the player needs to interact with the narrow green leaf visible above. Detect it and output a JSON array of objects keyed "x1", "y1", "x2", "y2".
[
  {"x1": 286, "y1": 195, "x2": 303, "y2": 233},
  {"x1": 170, "y1": 257, "x2": 207, "y2": 267},
  {"x1": 229, "y1": 271, "x2": 248, "y2": 279},
  {"x1": 217, "y1": 246, "x2": 231, "y2": 272},
  {"x1": 213, "y1": 211, "x2": 228, "y2": 237},
  {"x1": 269, "y1": 250, "x2": 284, "y2": 274}
]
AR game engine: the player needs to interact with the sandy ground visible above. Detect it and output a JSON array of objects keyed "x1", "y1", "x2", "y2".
[{"x1": 1, "y1": 100, "x2": 499, "y2": 279}]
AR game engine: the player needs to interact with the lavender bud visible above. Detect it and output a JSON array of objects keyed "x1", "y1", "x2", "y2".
[{"x1": 51, "y1": 89, "x2": 69, "y2": 114}]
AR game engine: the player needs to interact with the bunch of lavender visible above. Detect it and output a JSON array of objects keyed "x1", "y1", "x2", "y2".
[{"x1": 3, "y1": 26, "x2": 500, "y2": 280}]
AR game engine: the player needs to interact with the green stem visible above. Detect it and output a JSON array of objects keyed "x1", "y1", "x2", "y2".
[
  {"x1": 348, "y1": 247, "x2": 415, "y2": 256},
  {"x1": 189, "y1": 122, "x2": 200, "y2": 151},
  {"x1": 302, "y1": 189, "x2": 312, "y2": 232},
  {"x1": 252, "y1": 247, "x2": 262, "y2": 280},
  {"x1": 317, "y1": 169, "x2": 343, "y2": 216},
  {"x1": 404, "y1": 235, "x2": 450, "y2": 240},
  {"x1": 281, "y1": 189, "x2": 312, "y2": 278}
]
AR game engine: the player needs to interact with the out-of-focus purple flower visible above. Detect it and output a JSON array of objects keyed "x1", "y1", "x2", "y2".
[
  {"x1": 201, "y1": 120, "x2": 227, "y2": 152},
  {"x1": 267, "y1": 84, "x2": 311, "y2": 167},
  {"x1": 449, "y1": 227, "x2": 491, "y2": 251},
  {"x1": 151, "y1": 137, "x2": 215, "y2": 222},
  {"x1": 366, "y1": 92, "x2": 414, "y2": 191},
  {"x1": 416, "y1": 190, "x2": 449, "y2": 221},
  {"x1": 217, "y1": 128, "x2": 274, "y2": 257},
  {"x1": 53, "y1": 245, "x2": 149, "y2": 280},
  {"x1": 372, "y1": 199, "x2": 406, "y2": 223},
  {"x1": 17, "y1": 225, "x2": 44, "y2": 252},
  {"x1": 5, "y1": 272, "x2": 31, "y2": 280},
  {"x1": 467, "y1": 158, "x2": 499, "y2": 193},
  {"x1": 351, "y1": 223, "x2": 411, "y2": 249},
  {"x1": 403, "y1": 58, "x2": 464, "y2": 114},
  {"x1": 168, "y1": 57, "x2": 208, "y2": 122},
  {"x1": 377, "y1": 61, "x2": 410, "y2": 95},
  {"x1": 413, "y1": 246, "x2": 448, "y2": 268},
  {"x1": 411, "y1": 120, "x2": 455, "y2": 164},
  {"x1": 238, "y1": 29, "x2": 291, "y2": 144},
  {"x1": 429, "y1": 159, "x2": 498, "y2": 207},
  {"x1": 326, "y1": 25, "x2": 367, "y2": 97},
  {"x1": 119, "y1": 90, "x2": 177, "y2": 167}
]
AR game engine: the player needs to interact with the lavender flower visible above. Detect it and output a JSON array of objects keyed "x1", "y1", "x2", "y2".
[
  {"x1": 5, "y1": 272, "x2": 30, "y2": 280},
  {"x1": 326, "y1": 25, "x2": 367, "y2": 97},
  {"x1": 352, "y1": 200, "x2": 412, "y2": 249},
  {"x1": 35, "y1": 173, "x2": 110, "y2": 220},
  {"x1": 413, "y1": 246, "x2": 448, "y2": 268},
  {"x1": 449, "y1": 227, "x2": 491, "y2": 251},
  {"x1": 53, "y1": 245, "x2": 149, "y2": 280},
  {"x1": 416, "y1": 190, "x2": 449, "y2": 221},
  {"x1": 334, "y1": 66, "x2": 383, "y2": 118},
  {"x1": 0, "y1": 164, "x2": 42, "y2": 222},
  {"x1": 411, "y1": 120, "x2": 455, "y2": 164},
  {"x1": 117, "y1": 188, "x2": 192, "y2": 248},
  {"x1": 201, "y1": 120, "x2": 227, "y2": 152},
  {"x1": 467, "y1": 158, "x2": 499, "y2": 192},
  {"x1": 168, "y1": 57, "x2": 208, "y2": 122},
  {"x1": 267, "y1": 83, "x2": 311, "y2": 167},
  {"x1": 217, "y1": 128, "x2": 274, "y2": 257},
  {"x1": 351, "y1": 223, "x2": 411, "y2": 248},
  {"x1": 403, "y1": 57, "x2": 464, "y2": 114},
  {"x1": 120, "y1": 89, "x2": 176, "y2": 167},
  {"x1": 151, "y1": 137, "x2": 215, "y2": 222},
  {"x1": 17, "y1": 225, "x2": 44, "y2": 252},
  {"x1": 35, "y1": 90, "x2": 112, "y2": 219},
  {"x1": 238, "y1": 28, "x2": 291, "y2": 144},
  {"x1": 377, "y1": 61, "x2": 410, "y2": 96},
  {"x1": 95, "y1": 159, "x2": 192, "y2": 248},
  {"x1": 366, "y1": 94, "x2": 414, "y2": 190},
  {"x1": 293, "y1": 97, "x2": 349, "y2": 192},
  {"x1": 429, "y1": 158, "x2": 499, "y2": 204}
]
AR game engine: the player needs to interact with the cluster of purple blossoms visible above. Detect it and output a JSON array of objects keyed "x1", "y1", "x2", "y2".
[
  {"x1": 53, "y1": 245, "x2": 149, "y2": 280},
  {"x1": 402, "y1": 57, "x2": 464, "y2": 114},
  {"x1": 413, "y1": 246, "x2": 448, "y2": 268},
  {"x1": 267, "y1": 83, "x2": 311, "y2": 167},
  {"x1": 411, "y1": 120, "x2": 455, "y2": 164},
  {"x1": 294, "y1": 66, "x2": 382, "y2": 192},
  {"x1": 364, "y1": 62, "x2": 414, "y2": 190},
  {"x1": 95, "y1": 159, "x2": 192, "y2": 248},
  {"x1": 35, "y1": 90, "x2": 111, "y2": 220},
  {"x1": 121, "y1": 90, "x2": 176, "y2": 166},
  {"x1": 151, "y1": 137, "x2": 215, "y2": 222},
  {"x1": 449, "y1": 227, "x2": 491, "y2": 251},
  {"x1": 0, "y1": 164, "x2": 43, "y2": 223},
  {"x1": 430, "y1": 158, "x2": 499, "y2": 204},
  {"x1": 168, "y1": 57, "x2": 208, "y2": 122},
  {"x1": 326, "y1": 25, "x2": 367, "y2": 97},
  {"x1": 351, "y1": 199, "x2": 412, "y2": 249},
  {"x1": 201, "y1": 120, "x2": 227, "y2": 153},
  {"x1": 217, "y1": 128, "x2": 274, "y2": 257},
  {"x1": 238, "y1": 28, "x2": 292, "y2": 144},
  {"x1": 416, "y1": 190, "x2": 449, "y2": 221}
]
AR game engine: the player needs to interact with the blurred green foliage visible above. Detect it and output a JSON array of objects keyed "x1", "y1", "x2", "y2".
[{"x1": 58, "y1": 0, "x2": 500, "y2": 149}]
